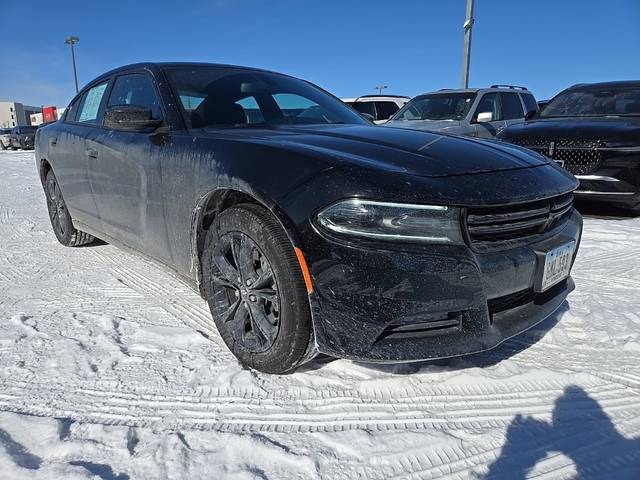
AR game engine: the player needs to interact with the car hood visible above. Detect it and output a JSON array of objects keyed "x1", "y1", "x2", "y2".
[
  {"x1": 206, "y1": 124, "x2": 548, "y2": 178},
  {"x1": 500, "y1": 117, "x2": 640, "y2": 146}
]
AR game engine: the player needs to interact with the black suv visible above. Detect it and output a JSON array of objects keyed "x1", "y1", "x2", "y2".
[
  {"x1": 10, "y1": 125, "x2": 38, "y2": 150},
  {"x1": 499, "y1": 81, "x2": 640, "y2": 212}
]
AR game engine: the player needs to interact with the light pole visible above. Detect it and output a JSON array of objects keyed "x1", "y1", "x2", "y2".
[
  {"x1": 374, "y1": 85, "x2": 388, "y2": 95},
  {"x1": 461, "y1": 0, "x2": 475, "y2": 88},
  {"x1": 64, "y1": 36, "x2": 80, "y2": 93}
]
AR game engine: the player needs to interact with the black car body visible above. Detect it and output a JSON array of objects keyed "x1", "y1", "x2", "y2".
[
  {"x1": 10, "y1": 125, "x2": 37, "y2": 150},
  {"x1": 35, "y1": 63, "x2": 582, "y2": 372},
  {"x1": 499, "y1": 81, "x2": 640, "y2": 211}
]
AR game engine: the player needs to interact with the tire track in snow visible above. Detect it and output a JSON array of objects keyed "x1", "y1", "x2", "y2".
[
  {"x1": 0, "y1": 377, "x2": 637, "y2": 435},
  {"x1": 88, "y1": 249, "x2": 222, "y2": 342}
]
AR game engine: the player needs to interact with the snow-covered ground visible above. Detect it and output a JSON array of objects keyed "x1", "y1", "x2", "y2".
[{"x1": 0, "y1": 149, "x2": 639, "y2": 479}]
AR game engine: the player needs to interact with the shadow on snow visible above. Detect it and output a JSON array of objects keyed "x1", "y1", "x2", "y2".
[{"x1": 480, "y1": 385, "x2": 640, "y2": 479}]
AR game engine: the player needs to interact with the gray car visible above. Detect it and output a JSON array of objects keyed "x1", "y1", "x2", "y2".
[{"x1": 385, "y1": 85, "x2": 538, "y2": 138}]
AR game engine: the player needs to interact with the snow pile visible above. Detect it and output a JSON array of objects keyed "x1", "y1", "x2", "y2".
[{"x1": 0, "y1": 150, "x2": 638, "y2": 479}]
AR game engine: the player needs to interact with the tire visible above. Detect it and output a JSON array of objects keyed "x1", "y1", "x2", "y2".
[
  {"x1": 202, "y1": 203, "x2": 314, "y2": 373},
  {"x1": 628, "y1": 202, "x2": 640, "y2": 215},
  {"x1": 44, "y1": 170, "x2": 95, "y2": 247}
]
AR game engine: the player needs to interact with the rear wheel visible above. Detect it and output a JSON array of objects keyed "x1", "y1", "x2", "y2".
[
  {"x1": 202, "y1": 204, "x2": 314, "y2": 373},
  {"x1": 44, "y1": 170, "x2": 94, "y2": 247}
]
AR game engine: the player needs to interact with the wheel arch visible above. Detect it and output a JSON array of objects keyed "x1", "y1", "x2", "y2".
[
  {"x1": 190, "y1": 187, "x2": 303, "y2": 297},
  {"x1": 38, "y1": 158, "x2": 53, "y2": 187}
]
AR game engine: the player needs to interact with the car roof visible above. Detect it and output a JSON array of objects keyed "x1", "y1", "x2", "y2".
[
  {"x1": 341, "y1": 95, "x2": 409, "y2": 102},
  {"x1": 88, "y1": 62, "x2": 292, "y2": 85},
  {"x1": 567, "y1": 80, "x2": 640, "y2": 91},
  {"x1": 414, "y1": 86, "x2": 531, "y2": 97}
]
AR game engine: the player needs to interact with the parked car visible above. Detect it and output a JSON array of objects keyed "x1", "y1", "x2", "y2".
[
  {"x1": 9, "y1": 125, "x2": 38, "y2": 150},
  {"x1": 385, "y1": 85, "x2": 538, "y2": 138},
  {"x1": 0, "y1": 128, "x2": 12, "y2": 150},
  {"x1": 35, "y1": 62, "x2": 582, "y2": 373},
  {"x1": 537, "y1": 99, "x2": 550, "y2": 111},
  {"x1": 341, "y1": 95, "x2": 410, "y2": 124},
  {"x1": 499, "y1": 81, "x2": 640, "y2": 212}
]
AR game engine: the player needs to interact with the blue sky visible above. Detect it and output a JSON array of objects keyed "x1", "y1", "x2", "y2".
[{"x1": 3, "y1": 0, "x2": 639, "y2": 107}]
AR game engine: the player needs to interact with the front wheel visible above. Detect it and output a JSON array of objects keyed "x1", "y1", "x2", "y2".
[
  {"x1": 44, "y1": 170, "x2": 95, "y2": 247},
  {"x1": 202, "y1": 204, "x2": 314, "y2": 373}
]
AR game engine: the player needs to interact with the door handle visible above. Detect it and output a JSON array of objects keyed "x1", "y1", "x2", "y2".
[
  {"x1": 86, "y1": 148, "x2": 98, "y2": 159},
  {"x1": 49, "y1": 137, "x2": 57, "y2": 147}
]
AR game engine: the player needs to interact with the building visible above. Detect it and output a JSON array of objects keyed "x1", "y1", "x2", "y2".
[{"x1": 0, "y1": 102, "x2": 42, "y2": 128}]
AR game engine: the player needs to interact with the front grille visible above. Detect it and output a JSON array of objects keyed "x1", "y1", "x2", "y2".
[
  {"x1": 511, "y1": 139, "x2": 603, "y2": 175},
  {"x1": 465, "y1": 192, "x2": 573, "y2": 246}
]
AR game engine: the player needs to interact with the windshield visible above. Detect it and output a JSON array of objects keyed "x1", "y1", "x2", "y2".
[
  {"x1": 541, "y1": 85, "x2": 640, "y2": 118},
  {"x1": 164, "y1": 67, "x2": 368, "y2": 128},
  {"x1": 391, "y1": 93, "x2": 476, "y2": 121}
]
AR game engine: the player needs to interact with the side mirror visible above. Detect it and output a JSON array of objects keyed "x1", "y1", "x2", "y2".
[
  {"x1": 476, "y1": 111, "x2": 493, "y2": 123},
  {"x1": 524, "y1": 109, "x2": 538, "y2": 121},
  {"x1": 104, "y1": 105, "x2": 163, "y2": 131},
  {"x1": 361, "y1": 112, "x2": 376, "y2": 123}
]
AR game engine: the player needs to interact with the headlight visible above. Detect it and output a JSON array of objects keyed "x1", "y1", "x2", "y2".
[{"x1": 315, "y1": 199, "x2": 464, "y2": 244}]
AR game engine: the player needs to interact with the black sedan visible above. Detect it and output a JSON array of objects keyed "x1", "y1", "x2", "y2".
[
  {"x1": 499, "y1": 81, "x2": 640, "y2": 212},
  {"x1": 35, "y1": 62, "x2": 582, "y2": 373}
]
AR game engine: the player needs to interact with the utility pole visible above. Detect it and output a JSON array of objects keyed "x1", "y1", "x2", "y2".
[
  {"x1": 64, "y1": 36, "x2": 80, "y2": 93},
  {"x1": 374, "y1": 85, "x2": 388, "y2": 95},
  {"x1": 461, "y1": 0, "x2": 475, "y2": 88}
]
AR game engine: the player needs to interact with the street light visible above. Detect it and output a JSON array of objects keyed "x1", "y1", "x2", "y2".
[
  {"x1": 64, "y1": 36, "x2": 80, "y2": 93},
  {"x1": 374, "y1": 85, "x2": 388, "y2": 95},
  {"x1": 461, "y1": 0, "x2": 475, "y2": 88}
]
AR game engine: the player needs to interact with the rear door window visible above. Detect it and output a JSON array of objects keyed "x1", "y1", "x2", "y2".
[
  {"x1": 375, "y1": 101, "x2": 400, "y2": 120},
  {"x1": 65, "y1": 97, "x2": 81, "y2": 122},
  {"x1": 520, "y1": 92, "x2": 538, "y2": 113},
  {"x1": 77, "y1": 82, "x2": 109, "y2": 124},
  {"x1": 107, "y1": 73, "x2": 162, "y2": 119},
  {"x1": 500, "y1": 93, "x2": 525, "y2": 119},
  {"x1": 351, "y1": 102, "x2": 376, "y2": 116}
]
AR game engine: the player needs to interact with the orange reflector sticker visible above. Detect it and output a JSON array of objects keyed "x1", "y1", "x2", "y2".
[{"x1": 294, "y1": 247, "x2": 313, "y2": 294}]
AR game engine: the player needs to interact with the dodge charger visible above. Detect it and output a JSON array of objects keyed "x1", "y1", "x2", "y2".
[{"x1": 35, "y1": 63, "x2": 582, "y2": 373}]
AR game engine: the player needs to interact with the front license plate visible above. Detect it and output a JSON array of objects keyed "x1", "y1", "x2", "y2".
[{"x1": 540, "y1": 241, "x2": 575, "y2": 292}]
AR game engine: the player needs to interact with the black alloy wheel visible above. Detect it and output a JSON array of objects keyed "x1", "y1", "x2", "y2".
[
  {"x1": 46, "y1": 172, "x2": 70, "y2": 239},
  {"x1": 209, "y1": 231, "x2": 280, "y2": 353},
  {"x1": 202, "y1": 204, "x2": 314, "y2": 373},
  {"x1": 44, "y1": 170, "x2": 94, "y2": 247}
]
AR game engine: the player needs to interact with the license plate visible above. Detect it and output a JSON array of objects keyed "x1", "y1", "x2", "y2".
[{"x1": 539, "y1": 241, "x2": 575, "y2": 292}]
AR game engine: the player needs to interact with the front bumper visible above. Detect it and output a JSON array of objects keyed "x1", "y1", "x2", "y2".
[
  {"x1": 303, "y1": 209, "x2": 582, "y2": 362},
  {"x1": 573, "y1": 167, "x2": 640, "y2": 207}
]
